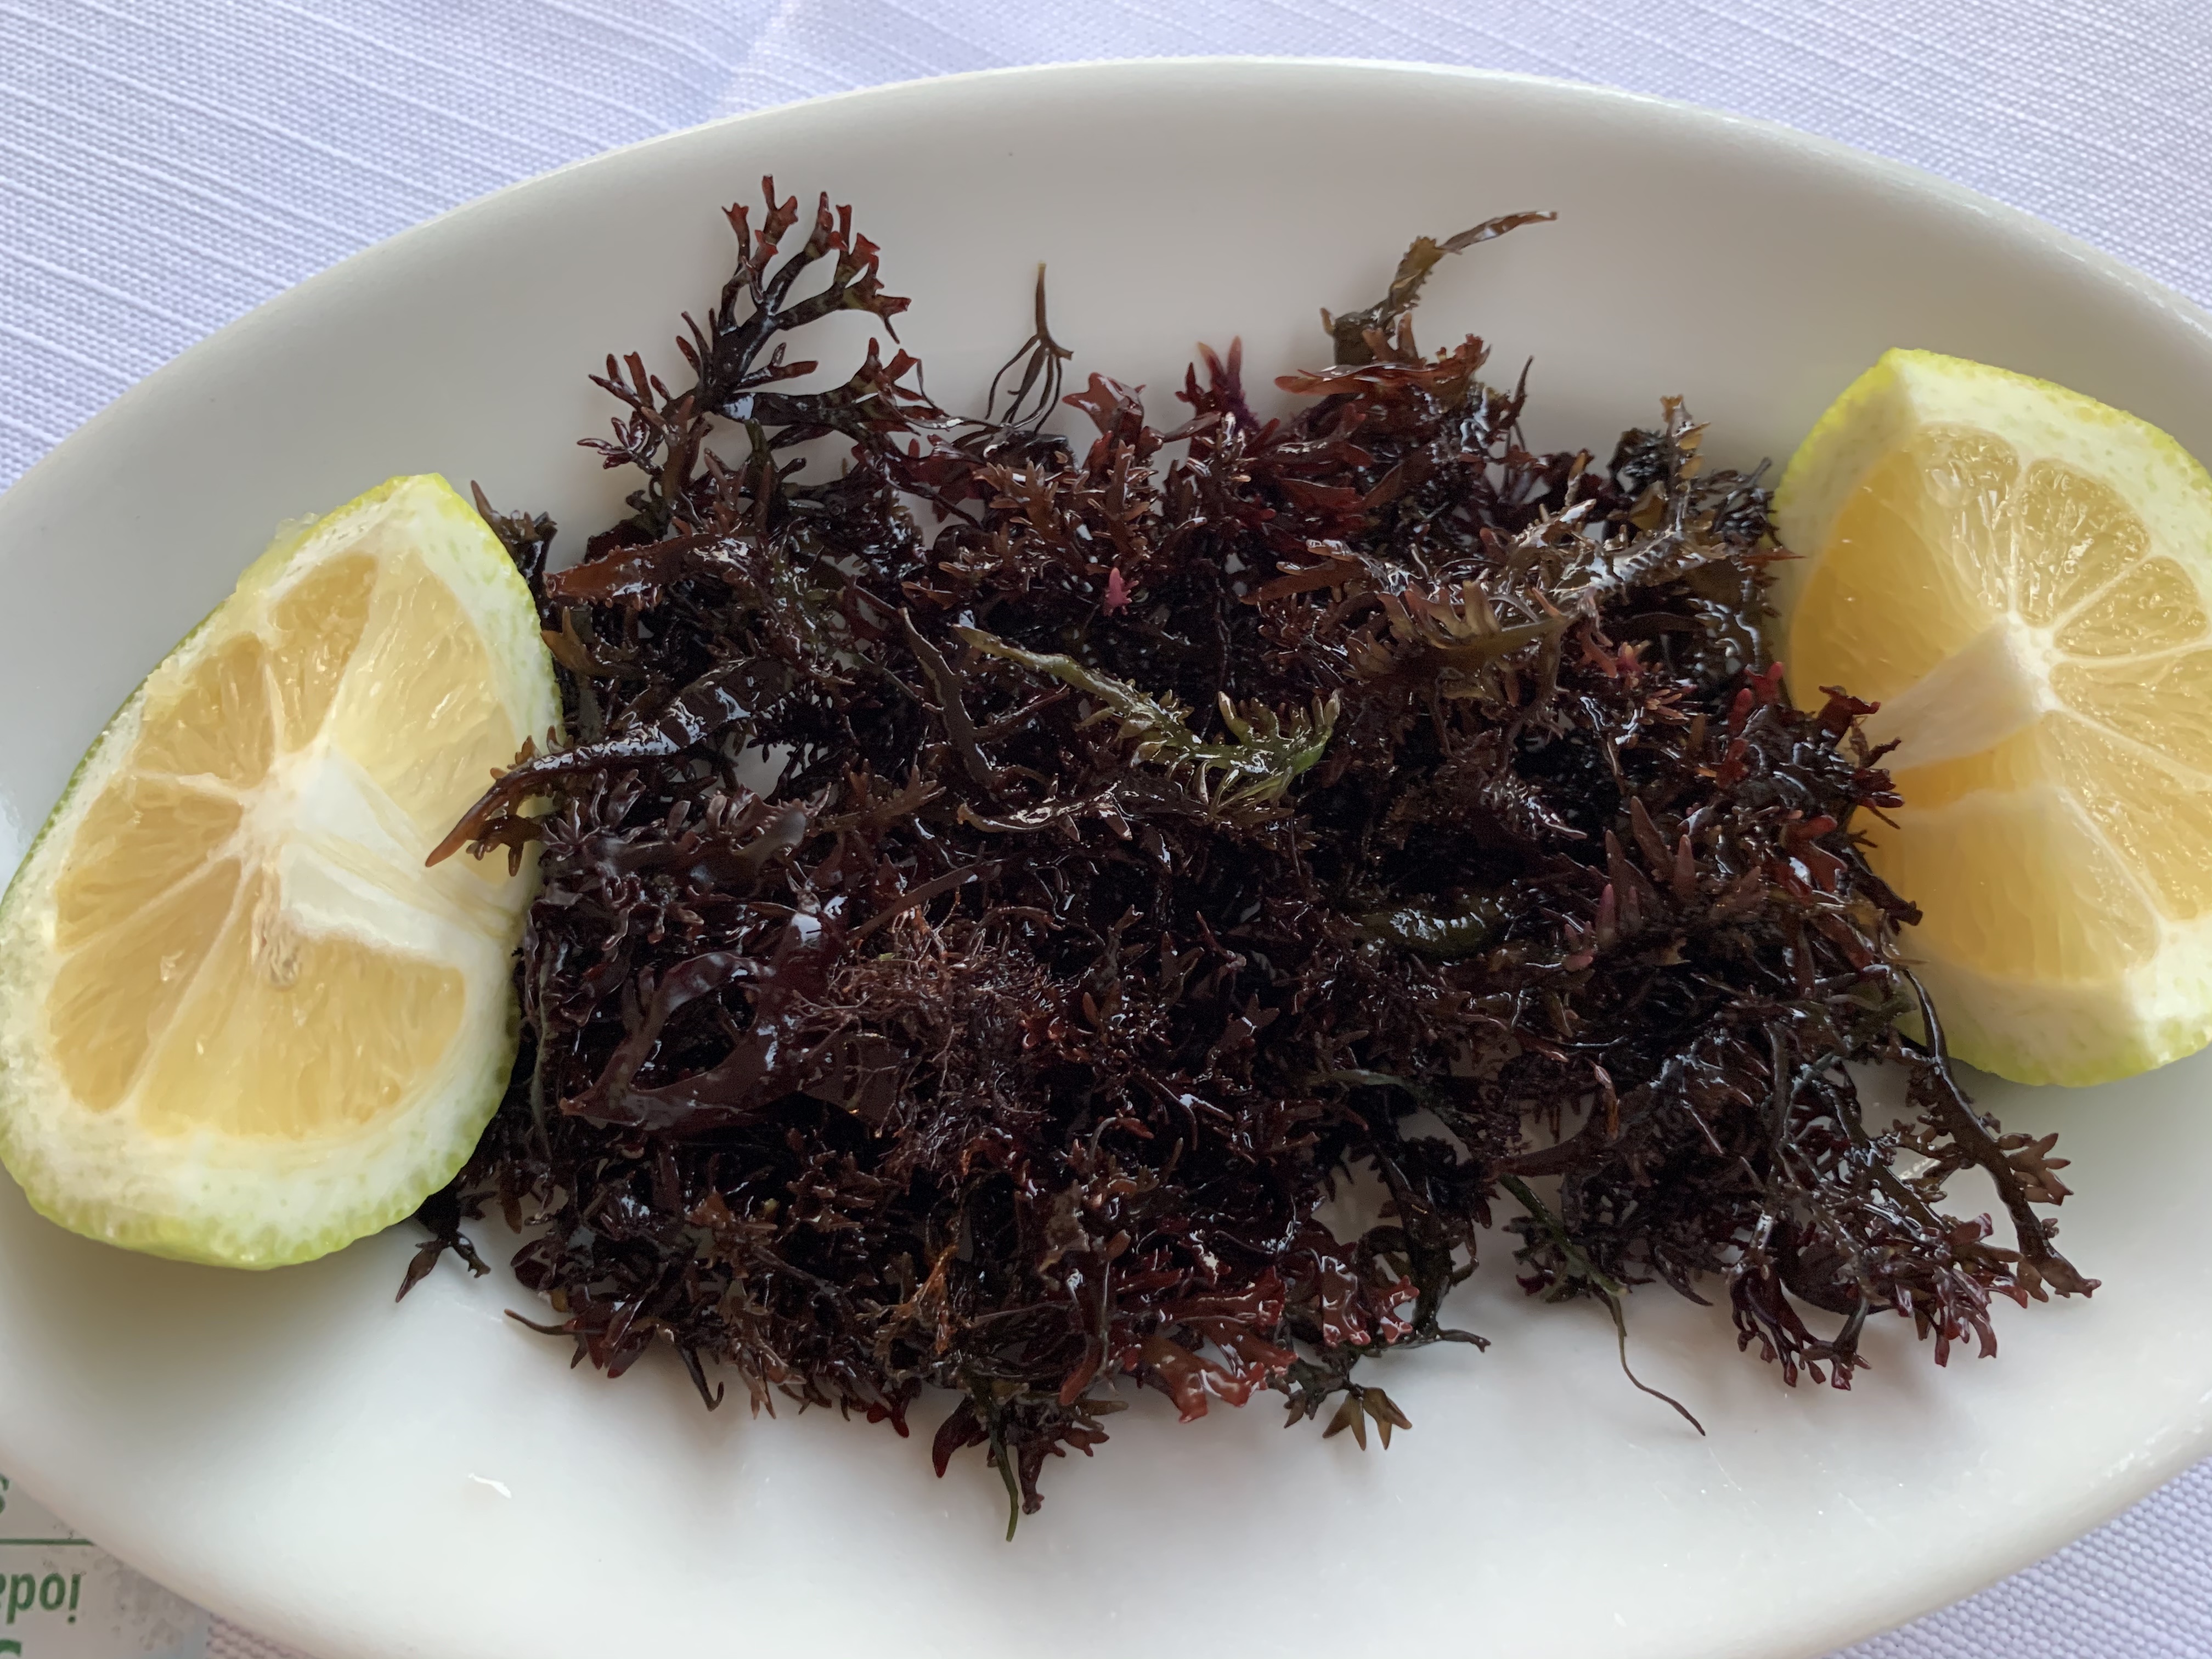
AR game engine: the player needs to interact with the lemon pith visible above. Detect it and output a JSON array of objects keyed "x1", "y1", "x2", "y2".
[
  {"x1": 0, "y1": 475, "x2": 558, "y2": 1266},
  {"x1": 1775, "y1": 350, "x2": 2212, "y2": 1087}
]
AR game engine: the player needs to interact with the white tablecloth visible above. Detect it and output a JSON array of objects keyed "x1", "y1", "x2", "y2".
[{"x1": 3, "y1": 2, "x2": 2209, "y2": 1655}]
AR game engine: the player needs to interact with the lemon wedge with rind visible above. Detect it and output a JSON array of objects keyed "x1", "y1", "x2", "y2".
[
  {"x1": 1776, "y1": 349, "x2": 2212, "y2": 1087},
  {"x1": 0, "y1": 475, "x2": 557, "y2": 1266}
]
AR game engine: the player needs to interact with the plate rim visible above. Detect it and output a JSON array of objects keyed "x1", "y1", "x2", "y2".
[{"x1": 5, "y1": 56, "x2": 2208, "y2": 529}]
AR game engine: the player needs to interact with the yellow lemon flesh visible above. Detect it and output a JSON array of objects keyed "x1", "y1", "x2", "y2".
[
  {"x1": 0, "y1": 475, "x2": 557, "y2": 1265},
  {"x1": 1776, "y1": 349, "x2": 2212, "y2": 1086}
]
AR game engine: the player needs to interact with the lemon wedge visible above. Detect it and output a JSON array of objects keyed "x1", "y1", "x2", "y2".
[
  {"x1": 1775, "y1": 349, "x2": 2212, "y2": 1086},
  {"x1": 0, "y1": 475, "x2": 557, "y2": 1265}
]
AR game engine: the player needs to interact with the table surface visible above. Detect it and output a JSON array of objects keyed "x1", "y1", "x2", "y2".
[{"x1": 2, "y1": 3, "x2": 2209, "y2": 1656}]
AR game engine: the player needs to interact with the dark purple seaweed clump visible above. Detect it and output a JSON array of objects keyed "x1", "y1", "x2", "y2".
[{"x1": 414, "y1": 181, "x2": 2090, "y2": 1530}]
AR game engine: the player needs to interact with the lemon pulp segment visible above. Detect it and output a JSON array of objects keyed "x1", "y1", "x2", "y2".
[
  {"x1": 0, "y1": 475, "x2": 558, "y2": 1265},
  {"x1": 1776, "y1": 351, "x2": 2212, "y2": 1085}
]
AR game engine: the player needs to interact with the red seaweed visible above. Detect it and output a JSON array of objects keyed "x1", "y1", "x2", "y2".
[{"x1": 413, "y1": 180, "x2": 2091, "y2": 1530}]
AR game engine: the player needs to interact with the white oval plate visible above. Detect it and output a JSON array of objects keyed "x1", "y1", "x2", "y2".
[{"x1": 2, "y1": 59, "x2": 2210, "y2": 1659}]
